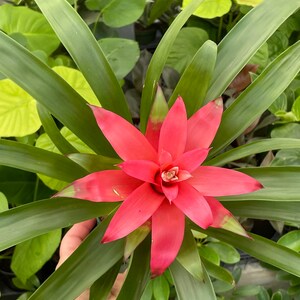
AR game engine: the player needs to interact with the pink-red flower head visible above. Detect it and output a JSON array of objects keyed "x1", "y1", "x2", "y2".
[{"x1": 56, "y1": 96, "x2": 262, "y2": 277}]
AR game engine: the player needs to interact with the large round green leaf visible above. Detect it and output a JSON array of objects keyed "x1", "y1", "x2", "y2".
[
  {"x1": 235, "y1": 0, "x2": 263, "y2": 6},
  {"x1": 182, "y1": 0, "x2": 232, "y2": 19},
  {"x1": 98, "y1": 38, "x2": 140, "y2": 80},
  {"x1": 53, "y1": 66, "x2": 100, "y2": 105},
  {"x1": 102, "y1": 0, "x2": 147, "y2": 27},
  {"x1": 0, "y1": 79, "x2": 41, "y2": 137},
  {"x1": 166, "y1": 27, "x2": 209, "y2": 74},
  {"x1": 0, "y1": 4, "x2": 60, "y2": 55}
]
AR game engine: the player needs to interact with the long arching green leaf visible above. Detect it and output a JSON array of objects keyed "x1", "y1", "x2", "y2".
[
  {"x1": 0, "y1": 139, "x2": 87, "y2": 181},
  {"x1": 223, "y1": 200, "x2": 300, "y2": 223},
  {"x1": 0, "y1": 198, "x2": 116, "y2": 251},
  {"x1": 0, "y1": 32, "x2": 113, "y2": 155},
  {"x1": 117, "y1": 237, "x2": 151, "y2": 300},
  {"x1": 170, "y1": 260, "x2": 217, "y2": 300},
  {"x1": 139, "y1": 0, "x2": 205, "y2": 132},
  {"x1": 206, "y1": 138, "x2": 300, "y2": 166},
  {"x1": 35, "y1": 0, "x2": 132, "y2": 122},
  {"x1": 29, "y1": 216, "x2": 125, "y2": 300},
  {"x1": 168, "y1": 40, "x2": 217, "y2": 117},
  {"x1": 210, "y1": 41, "x2": 300, "y2": 156},
  {"x1": 202, "y1": 228, "x2": 300, "y2": 277},
  {"x1": 205, "y1": 0, "x2": 300, "y2": 102}
]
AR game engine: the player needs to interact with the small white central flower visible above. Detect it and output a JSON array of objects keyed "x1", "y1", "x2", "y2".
[{"x1": 161, "y1": 166, "x2": 179, "y2": 182}]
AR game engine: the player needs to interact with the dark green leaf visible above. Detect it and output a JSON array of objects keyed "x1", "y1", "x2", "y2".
[{"x1": 206, "y1": 241, "x2": 240, "y2": 264}]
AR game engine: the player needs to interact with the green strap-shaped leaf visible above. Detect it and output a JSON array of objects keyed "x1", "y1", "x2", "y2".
[
  {"x1": 203, "y1": 227, "x2": 300, "y2": 277},
  {"x1": 0, "y1": 139, "x2": 87, "y2": 182},
  {"x1": 90, "y1": 259, "x2": 123, "y2": 300},
  {"x1": 170, "y1": 260, "x2": 217, "y2": 300},
  {"x1": 0, "y1": 198, "x2": 117, "y2": 251},
  {"x1": 168, "y1": 40, "x2": 217, "y2": 117},
  {"x1": 0, "y1": 32, "x2": 113, "y2": 155},
  {"x1": 205, "y1": 0, "x2": 300, "y2": 102},
  {"x1": 223, "y1": 200, "x2": 300, "y2": 223},
  {"x1": 35, "y1": 0, "x2": 131, "y2": 122},
  {"x1": 210, "y1": 41, "x2": 300, "y2": 156},
  {"x1": 117, "y1": 237, "x2": 151, "y2": 300},
  {"x1": 206, "y1": 138, "x2": 300, "y2": 166},
  {"x1": 176, "y1": 226, "x2": 203, "y2": 281},
  {"x1": 37, "y1": 104, "x2": 78, "y2": 155},
  {"x1": 139, "y1": 0, "x2": 205, "y2": 132},
  {"x1": 238, "y1": 166, "x2": 300, "y2": 188},
  {"x1": 29, "y1": 216, "x2": 125, "y2": 300}
]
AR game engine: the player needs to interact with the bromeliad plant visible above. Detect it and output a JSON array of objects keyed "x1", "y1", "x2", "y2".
[{"x1": 0, "y1": 0, "x2": 300, "y2": 299}]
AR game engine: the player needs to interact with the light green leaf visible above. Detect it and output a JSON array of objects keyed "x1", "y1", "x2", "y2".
[
  {"x1": 233, "y1": 285, "x2": 262, "y2": 297},
  {"x1": 35, "y1": 127, "x2": 94, "y2": 190},
  {"x1": 170, "y1": 260, "x2": 217, "y2": 300},
  {"x1": 0, "y1": 4, "x2": 60, "y2": 55},
  {"x1": 278, "y1": 230, "x2": 300, "y2": 252},
  {"x1": 205, "y1": 0, "x2": 300, "y2": 102},
  {"x1": 166, "y1": 27, "x2": 208, "y2": 74},
  {"x1": 85, "y1": 0, "x2": 112, "y2": 11},
  {"x1": 176, "y1": 227, "x2": 203, "y2": 281},
  {"x1": 291, "y1": 95, "x2": 300, "y2": 120},
  {"x1": 53, "y1": 66, "x2": 100, "y2": 105},
  {"x1": 98, "y1": 38, "x2": 140, "y2": 80},
  {"x1": 269, "y1": 93, "x2": 287, "y2": 115},
  {"x1": 182, "y1": 0, "x2": 232, "y2": 18},
  {"x1": 235, "y1": 0, "x2": 263, "y2": 6},
  {"x1": 140, "y1": 0, "x2": 206, "y2": 131},
  {"x1": 0, "y1": 192, "x2": 8, "y2": 212},
  {"x1": 268, "y1": 31, "x2": 289, "y2": 60},
  {"x1": 198, "y1": 245, "x2": 220, "y2": 265},
  {"x1": 211, "y1": 41, "x2": 300, "y2": 156},
  {"x1": 152, "y1": 275, "x2": 170, "y2": 300},
  {"x1": 11, "y1": 230, "x2": 61, "y2": 284},
  {"x1": 102, "y1": 0, "x2": 147, "y2": 27},
  {"x1": 206, "y1": 241, "x2": 240, "y2": 264},
  {"x1": 248, "y1": 42, "x2": 269, "y2": 72},
  {"x1": 0, "y1": 79, "x2": 41, "y2": 137}
]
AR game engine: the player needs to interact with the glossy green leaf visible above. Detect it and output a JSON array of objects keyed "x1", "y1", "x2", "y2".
[
  {"x1": 68, "y1": 153, "x2": 120, "y2": 173},
  {"x1": 206, "y1": 138, "x2": 300, "y2": 166},
  {"x1": 0, "y1": 198, "x2": 117, "y2": 251},
  {"x1": 166, "y1": 27, "x2": 209, "y2": 74},
  {"x1": 236, "y1": 0, "x2": 263, "y2": 6},
  {"x1": 0, "y1": 79, "x2": 41, "y2": 137},
  {"x1": 152, "y1": 275, "x2": 170, "y2": 300},
  {"x1": 182, "y1": 0, "x2": 232, "y2": 18},
  {"x1": 168, "y1": 40, "x2": 217, "y2": 116},
  {"x1": 90, "y1": 259, "x2": 123, "y2": 300},
  {"x1": 205, "y1": 0, "x2": 300, "y2": 102},
  {"x1": 35, "y1": 0, "x2": 132, "y2": 121},
  {"x1": 206, "y1": 241, "x2": 240, "y2": 264},
  {"x1": 98, "y1": 38, "x2": 140, "y2": 80},
  {"x1": 233, "y1": 285, "x2": 262, "y2": 297},
  {"x1": 203, "y1": 227, "x2": 300, "y2": 277},
  {"x1": 211, "y1": 41, "x2": 300, "y2": 156},
  {"x1": 140, "y1": 0, "x2": 206, "y2": 132},
  {"x1": 224, "y1": 200, "x2": 300, "y2": 223},
  {"x1": 0, "y1": 192, "x2": 8, "y2": 212},
  {"x1": 271, "y1": 149, "x2": 300, "y2": 166},
  {"x1": 0, "y1": 4, "x2": 60, "y2": 55},
  {"x1": 278, "y1": 230, "x2": 300, "y2": 252},
  {"x1": 176, "y1": 227, "x2": 203, "y2": 281},
  {"x1": 170, "y1": 260, "x2": 217, "y2": 300},
  {"x1": 202, "y1": 257, "x2": 234, "y2": 285},
  {"x1": 271, "y1": 123, "x2": 300, "y2": 139},
  {"x1": 148, "y1": 0, "x2": 174, "y2": 25},
  {"x1": 53, "y1": 66, "x2": 100, "y2": 105},
  {"x1": 0, "y1": 32, "x2": 113, "y2": 155},
  {"x1": 101, "y1": 0, "x2": 146, "y2": 27},
  {"x1": 11, "y1": 229, "x2": 61, "y2": 284},
  {"x1": 117, "y1": 237, "x2": 151, "y2": 300},
  {"x1": 198, "y1": 245, "x2": 220, "y2": 265},
  {"x1": 0, "y1": 139, "x2": 87, "y2": 182},
  {"x1": 29, "y1": 216, "x2": 125, "y2": 300}
]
